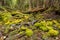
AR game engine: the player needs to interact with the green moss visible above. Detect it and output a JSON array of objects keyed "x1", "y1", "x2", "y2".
[
  {"x1": 48, "y1": 29, "x2": 59, "y2": 36},
  {"x1": 25, "y1": 29, "x2": 33, "y2": 37},
  {"x1": 39, "y1": 26, "x2": 48, "y2": 31},
  {"x1": 34, "y1": 23, "x2": 41, "y2": 27},
  {"x1": 47, "y1": 21, "x2": 53, "y2": 26},
  {"x1": 20, "y1": 26, "x2": 27, "y2": 31},
  {"x1": 0, "y1": 11, "x2": 60, "y2": 39}
]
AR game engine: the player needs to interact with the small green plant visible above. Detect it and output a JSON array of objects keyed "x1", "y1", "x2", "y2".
[
  {"x1": 34, "y1": 20, "x2": 54, "y2": 31},
  {"x1": 48, "y1": 29, "x2": 59, "y2": 36},
  {"x1": 20, "y1": 26, "x2": 27, "y2": 31},
  {"x1": 0, "y1": 12, "x2": 12, "y2": 22},
  {"x1": 47, "y1": 21, "x2": 53, "y2": 26},
  {"x1": 39, "y1": 26, "x2": 48, "y2": 31},
  {"x1": 34, "y1": 23, "x2": 41, "y2": 27},
  {"x1": 25, "y1": 29, "x2": 33, "y2": 37}
]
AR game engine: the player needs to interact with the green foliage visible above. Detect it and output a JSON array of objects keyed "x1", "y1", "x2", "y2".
[
  {"x1": 2, "y1": 12, "x2": 12, "y2": 21},
  {"x1": 0, "y1": 0, "x2": 60, "y2": 39},
  {"x1": 47, "y1": 21, "x2": 53, "y2": 26},
  {"x1": 40, "y1": 26, "x2": 48, "y2": 31},
  {"x1": 48, "y1": 29, "x2": 59, "y2": 36},
  {"x1": 19, "y1": 31, "x2": 25, "y2": 35},
  {"x1": 25, "y1": 29, "x2": 33, "y2": 37},
  {"x1": 20, "y1": 26, "x2": 27, "y2": 31},
  {"x1": 34, "y1": 23, "x2": 41, "y2": 27},
  {"x1": 0, "y1": 11, "x2": 60, "y2": 40},
  {"x1": 34, "y1": 20, "x2": 54, "y2": 31},
  {"x1": 42, "y1": 29, "x2": 59, "y2": 39},
  {"x1": 0, "y1": 12, "x2": 12, "y2": 21}
]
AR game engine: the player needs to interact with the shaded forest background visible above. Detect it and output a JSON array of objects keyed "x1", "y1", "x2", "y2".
[{"x1": 0, "y1": 0, "x2": 60, "y2": 12}]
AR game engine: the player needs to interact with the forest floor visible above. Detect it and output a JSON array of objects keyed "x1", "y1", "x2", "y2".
[{"x1": 0, "y1": 11, "x2": 60, "y2": 40}]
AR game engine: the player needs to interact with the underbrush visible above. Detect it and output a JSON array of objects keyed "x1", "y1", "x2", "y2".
[{"x1": 0, "y1": 11, "x2": 60, "y2": 40}]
